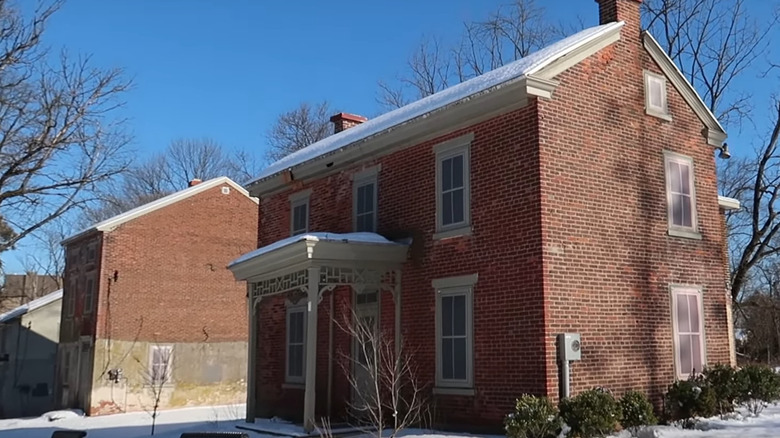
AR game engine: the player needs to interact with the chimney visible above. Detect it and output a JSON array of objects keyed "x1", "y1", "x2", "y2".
[
  {"x1": 330, "y1": 112, "x2": 367, "y2": 134},
  {"x1": 188, "y1": 178, "x2": 202, "y2": 187},
  {"x1": 596, "y1": 0, "x2": 642, "y2": 39}
]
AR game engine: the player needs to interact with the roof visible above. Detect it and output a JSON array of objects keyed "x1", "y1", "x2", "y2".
[
  {"x1": 63, "y1": 177, "x2": 258, "y2": 245},
  {"x1": 718, "y1": 196, "x2": 740, "y2": 211},
  {"x1": 0, "y1": 289, "x2": 62, "y2": 323},
  {"x1": 246, "y1": 21, "x2": 625, "y2": 188}
]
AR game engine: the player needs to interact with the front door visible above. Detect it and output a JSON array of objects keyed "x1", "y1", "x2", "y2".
[{"x1": 352, "y1": 290, "x2": 379, "y2": 411}]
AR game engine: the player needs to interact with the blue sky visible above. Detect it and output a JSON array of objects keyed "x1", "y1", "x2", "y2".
[{"x1": 2, "y1": 0, "x2": 777, "y2": 273}]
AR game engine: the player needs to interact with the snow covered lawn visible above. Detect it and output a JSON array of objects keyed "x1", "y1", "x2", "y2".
[{"x1": 3, "y1": 404, "x2": 780, "y2": 438}]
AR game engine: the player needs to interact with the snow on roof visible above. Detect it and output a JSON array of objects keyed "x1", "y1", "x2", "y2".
[
  {"x1": 0, "y1": 289, "x2": 63, "y2": 323},
  {"x1": 229, "y1": 232, "x2": 406, "y2": 267},
  {"x1": 246, "y1": 21, "x2": 624, "y2": 187},
  {"x1": 63, "y1": 176, "x2": 257, "y2": 245}
]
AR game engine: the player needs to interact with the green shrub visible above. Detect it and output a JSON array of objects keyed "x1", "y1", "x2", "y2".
[
  {"x1": 505, "y1": 394, "x2": 562, "y2": 438},
  {"x1": 619, "y1": 390, "x2": 657, "y2": 434},
  {"x1": 559, "y1": 388, "x2": 622, "y2": 438},
  {"x1": 702, "y1": 364, "x2": 737, "y2": 415},
  {"x1": 664, "y1": 377, "x2": 716, "y2": 428},
  {"x1": 734, "y1": 364, "x2": 780, "y2": 416}
]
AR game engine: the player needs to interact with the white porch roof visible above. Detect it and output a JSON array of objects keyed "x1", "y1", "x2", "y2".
[{"x1": 228, "y1": 232, "x2": 409, "y2": 282}]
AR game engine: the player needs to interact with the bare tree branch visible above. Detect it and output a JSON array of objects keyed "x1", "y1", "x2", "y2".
[{"x1": 265, "y1": 100, "x2": 332, "y2": 161}]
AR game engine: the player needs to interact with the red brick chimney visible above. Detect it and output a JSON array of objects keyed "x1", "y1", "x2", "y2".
[
  {"x1": 596, "y1": 0, "x2": 642, "y2": 40},
  {"x1": 330, "y1": 112, "x2": 367, "y2": 134},
  {"x1": 188, "y1": 178, "x2": 202, "y2": 187}
]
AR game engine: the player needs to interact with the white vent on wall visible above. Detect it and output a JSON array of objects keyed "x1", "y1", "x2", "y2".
[{"x1": 221, "y1": 187, "x2": 230, "y2": 195}]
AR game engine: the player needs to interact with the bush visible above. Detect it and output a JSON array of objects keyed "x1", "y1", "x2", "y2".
[
  {"x1": 619, "y1": 390, "x2": 657, "y2": 434},
  {"x1": 559, "y1": 388, "x2": 622, "y2": 438},
  {"x1": 505, "y1": 394, "x2": 562, "y2": 438},
  {"x1": 664, "y1": 377, "x2": 716, "y2": 428},
  {"x1": 734, "y1": 364, "x2": 780, "y2": 416},
  {"x1": 702, "y1": 364, "x2": 738, "y2": 415}
]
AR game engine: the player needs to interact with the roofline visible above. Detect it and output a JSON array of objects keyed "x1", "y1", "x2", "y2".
[
  {"x1": 0, "y1": 289, "x2": 63, "y2": 323},
  {"x1": 247, "y1": 23, "x2": 624, "y2": 197},
  {"x1": 62, "y1": 177, "x2": 258, "y2": 245},
  {"x1": 718, "y1": 195, "x2": 740, "y2": 211},
  {"x1": 642, "y1": 31, "x2": 727, "y2": 147}
]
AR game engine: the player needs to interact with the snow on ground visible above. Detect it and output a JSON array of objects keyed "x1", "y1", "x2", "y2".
[{"x1": 3, "y1": 404, "x2": 780, "y2": 438}]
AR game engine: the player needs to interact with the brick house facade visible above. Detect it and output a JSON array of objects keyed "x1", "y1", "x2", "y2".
[
  {"x1": 57, "y1": 177, "x2": 258, "y2": 415},
  {"x1": 230, "y1": 0, "x2": 737, "y2": 430}
]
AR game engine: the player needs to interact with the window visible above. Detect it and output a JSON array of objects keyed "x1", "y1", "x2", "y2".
[
  {"x1": 353, "y1": 168, "x2": 378, "y2": 233},
  {"x1": 644, "y1": 71, "x2": 670, "y2": 120},
  {"x1": 84, "y1": 275, "x2": 95, "y2": 314},
  {"x1": 286, "y1": 305, "x2": 306, "y2": 383},
  {"x1": 86, "y1": 242, "x2": 97, "y2": 263},
  {"x1": 149, "y1": 345, "x2": 173, "y2": 384},
  {"x1": 435, "y1": 134, "x2": 473, "y2": 239},
  {"x1": 66, "y1": 279, "x2": 76, "y2": 317},
  {"x1": 290, "y1": 190, "x2": 311, "y2": 236},
  {"x1": 433, "y1": 274, "x2": 477, "y2": 391},
  {"x1": 671, "y1": 286, "x2": 705, "y2": 378},
  {"x1": 62, "y1": 350, "x2": 71, "y2": 381},
  {"x1": 664, "y1": 152, "x2": 698, "y2": 237}
]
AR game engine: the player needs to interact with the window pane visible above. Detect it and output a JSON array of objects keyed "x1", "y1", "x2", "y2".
[
  {"x1": 363, "y1": 184, "x2": 374, "y2": 212},
  {"x1": 671, "y1": 194, "x2": 684, "y2": 227},
  {"x1": 442, "y1": 158, "x2": 453, "y2": 191},
  {"x1": 669, "y1": 162, "x2": 681, "y2": 193},
  {"x1": 451, "y1": 189, "x2": 464, "y2": 224},
  {"x1": 691, "y1": 334, "x2": 702, "y2": 373},
  {"x1": 442, "y1": 192, "x2": 453, "y2": 226},
  {"x1": 289, "y1": 345, "x2": 302, "y2": 377},
  {"x1": 442, "y1": 338, "x2": 453, "y2": 380},
  {"x1": 451, "y1": 155, "x2": 464, "y2": 189},
  {"x1": 688, "y1": 295, "x2": 700, "y2": 334},
  {"x1": 676, "y1": 294, "x2": 690, "y2": 332},
  {"x1": 453, "y1": 295, "x2": 466, "y2": 336},
  {"x1": 453, "y1": 338, "x2": 467, "y2": 380},
  {"x1": 680, "y1": 164, "x2": 690, "y2": 195},
  {"x1": 442, "y1": 296, "x2": 453, "y2": 337},
  {"x1": 649, "y1": 79, "x2": 664, "y2": 108},
  {"x1": 678, "y1": 334, "x2": 692, "y2": 375},
  {"x1": 681, "y1": 196, "x2": 692, "y2": 228}
]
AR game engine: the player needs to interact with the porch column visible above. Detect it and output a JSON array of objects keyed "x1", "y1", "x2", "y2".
[
  {"x1": 394, "y1": 270, "x2": 402, "y2": 356},
  {"x1": 303, "y1": 266, "x2": 320, "y2": 432},
  {"x1": 246, "y1": 284, "x2": 257, "y2": 423}
]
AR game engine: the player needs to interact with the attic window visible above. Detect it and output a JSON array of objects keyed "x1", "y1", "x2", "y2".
[{"x1": 644, "y1": 71, "x2": 671, "y2": 120}]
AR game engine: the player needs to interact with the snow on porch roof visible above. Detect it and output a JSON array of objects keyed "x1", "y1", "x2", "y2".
[
  {"x1": 245, "y1": 21, "x2": 625, "y2": 187},
  {"x1": 229, "y1": 232, "x2": 407, "y2": 268}
]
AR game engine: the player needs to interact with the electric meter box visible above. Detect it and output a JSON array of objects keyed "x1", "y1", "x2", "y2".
[{"x1": 557, "y1": 333, "x2": 582, "y2": 361}]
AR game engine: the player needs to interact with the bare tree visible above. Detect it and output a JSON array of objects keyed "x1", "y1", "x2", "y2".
[
  {"x1": 337, "y1": 312, "x2": 427, "y2": 438},
  {"x1": 20, "y1": 220, "x2": 68, "y2": 284},
  {"x1": 0, "y1": 0, "x2": 132, "y2": 257},
  {"x1": 265, "y1": 100, "x2": 332, "y2": 162},
  {"x1": 136, "y1": 344, "x2": 173, "y2": 436},
  {"x1": 378, "y1": 0, "x2": 559, "y2": 109}
]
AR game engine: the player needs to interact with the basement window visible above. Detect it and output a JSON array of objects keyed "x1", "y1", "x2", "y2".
[{"x1": 644, "y1": 71, "x2": 671, "y2": 120}]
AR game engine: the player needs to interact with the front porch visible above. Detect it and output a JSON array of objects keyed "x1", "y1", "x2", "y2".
[{"x1": 229, "y1": 232, "x2": 409, "y2": 431}]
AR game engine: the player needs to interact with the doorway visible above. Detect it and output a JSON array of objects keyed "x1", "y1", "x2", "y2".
[{"x1": 351, "y1": 290, "x2": 379, "y2": 411}]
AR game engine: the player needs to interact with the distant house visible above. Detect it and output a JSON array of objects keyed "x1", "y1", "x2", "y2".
[
  {"x1": 0, "y1": 289, "x2": 63, "y2": 418},
  {"x1": 1, "y1": 273, "x2": 61, "y2": 314},
  {"x1": 229, "y1": 0, "x2": 738, "y2": 431},
  {"x1": 56, "y1": 177, "x2": 258, "y2": 415}
]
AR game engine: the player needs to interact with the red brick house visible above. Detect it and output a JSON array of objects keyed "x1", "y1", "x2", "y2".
[
  {"x1": 58, "y1": 177, "x2": 258, "y2": 415},
  {"x1": 229, "y1": 0, "x2": 738, "y2": 430}
]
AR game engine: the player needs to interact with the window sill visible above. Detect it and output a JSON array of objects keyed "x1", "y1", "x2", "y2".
[
  {"x1": 433, "y1": 226, "x2": 472, "y2": 241},
  {"x1": 282, "y1": 382, "x2": 305, "y2": 390},
  {"x1": 433, "y1": 387, "x2": 475, "y2": 396},
  {"x1": 646, "y1": 110, "x2": 672, "y2": 122},
  {"x1": 668, "y1": 228, "x2": 702, "y2": 240}
]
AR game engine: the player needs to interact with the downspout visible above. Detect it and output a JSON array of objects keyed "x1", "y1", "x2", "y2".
[{"x1": 327, "y1": 291, "x2": 334, "y2": 417}]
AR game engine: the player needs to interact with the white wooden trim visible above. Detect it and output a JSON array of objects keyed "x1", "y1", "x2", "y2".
[
  {"x1": 664, "y1": 151, "x2": 699, "y2": 235},
  {"x1": 435, "y1": 135, "x2": 472, "y2": 236},
  {"x1": 290, "y1": 194, "x2": 310, "y2": 236},
  {"x1": 670, "y1": 285, "x2": 706, "y2": 379},
  {"x1": 353, "y1": 172, "x2": 378, "y2": 233},
  {"x1": 285, "y1": 303, "x2": 307, "y2": 384},
  {"x1": 644, "y1": 70, "x2": 671, "y2": 121},
  {"x1": 434, "y1": 281, "x2": 475, "y2": 389}
]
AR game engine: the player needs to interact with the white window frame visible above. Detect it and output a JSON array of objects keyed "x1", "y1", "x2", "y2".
[
  {"x1": 670, "y1": 285, "x2": 706, "y2": 379},
  {"x1": 644, "y1": 70, "x2": 671, "y2": 120},
  {"x1": 353, "y1": 166, "x2": 380, "y2": 233},
  {"x1": 84, "y1": 274, "x2": 96, "y2": 314},
  {"x1": 434, "y1": 133, "x2": 473, "y2": 240},
  {"x1": 289, "y1": 189, "x2": 311, "y2": 236},
  {"x1": 149, "y1": 345, "x2": 173, "y2": 385},
  {"x1": 285, "y1": 303, "x2": 307, "y2": 384},
  {"x1": 433, "y1": 274, "x2": 477, "y2": 393},
  {"x1": 664, "y1": 151, "x2": 699, "y2": 239}
]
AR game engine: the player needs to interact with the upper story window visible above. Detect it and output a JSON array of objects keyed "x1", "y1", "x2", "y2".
[
  {"x1": 84, "y1": 275, "x2": 96, "y2": 314},
  {"x1": 433, "y1": 274, "x2": 477, "y2": 393},
  {"x1": 664, "y1": 151, "x2": 699, "y2": 239},
  {"x1": 286, "y1": 303, "x2": 306, "y2": 384},
  {"x1": 353, "y1": 166, "x2": 380, "y2": 233},
  {"x1": 644, "y1": 71, "x2": 671, "y2": 120},
  {"x1": 435, "y1": 133, "x2": 473, "y2": 240},
  {"x1": 289, "y1": 190, "x2": 311, "y2": 236},
  {"x1": 671, "y1": 286, "x2": 705, "y2": 378},
  {"x1": 66, "y1": 278, "x2": 77, "y2": 317},
  {"x1": 86, "y1": 242, "x2": 97, "y2": 264}
]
